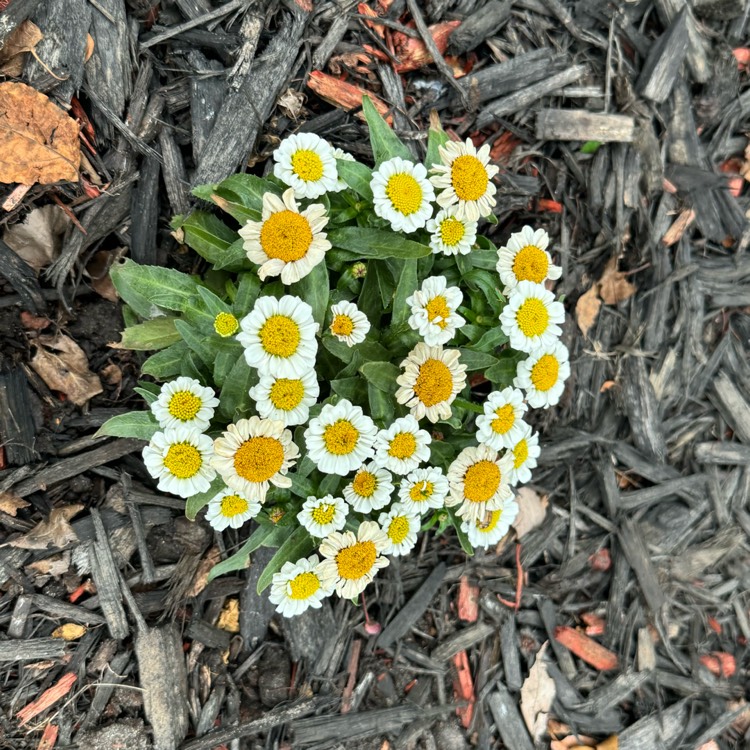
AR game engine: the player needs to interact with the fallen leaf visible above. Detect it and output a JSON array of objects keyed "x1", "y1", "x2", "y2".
[
  {"x1": 52, "y1": 623, "x2": 87, "y2": 641},
  {"x1": 0, "y1": 20, "x2": 43, "y2": 77},
  {"x1": 575, "y1": 284, "x2": 602, "y2": 337},
  {"x1": 277, "y1": 88, "x2": 305, "y2": 120},
  {"x1": 20, "y1": 311, "x2": 52, "y2": 331},
  {"x1": 0, "y1": 490, "x2": 30, "y2": 516},
  {"x1": 521, "y1": 642, "x2": 556, "y2": 742},
  {"x1": 728, "y1": 699, "x2": 750, "y2": 734},
  {"x1": 30, "y1": 334, "x2": 103, "y2": 406},
  {"x1": 0, "y1": 81, "x2": 81, "y2": 184},
  {"x1": 217, "y1": 598, "x2": 240, "y2": 633},
  {"x1": 85, "y1": 249, "x2": 119, "y2": 302},
  {"x1": 512, "y1": 486, "x2": 549, "y2": 539},
  {"x1": 3, "y1": 205, "x2": 70, "y2": 271},
  {"x1": 596, "y1": 737, "x2": 618, "y2": 750},
  {"x1": 392, "y1": 21, "x2": 461, "y2": 74},
  {"x1": 27, "y1": 552, "x2": 72, "y2": 577},
  {"x1": 598, "y1": 257, "x2": 636, "y2": 305},
  {"x1": 84, "y1": 33, "x2": 95, "y2": 62},
  {"x1": 9, "y1": 504, "x2": 83, "y2": 550},
  {"x1": 187, "y1": 546, "x2": 221, "y2": 598}
]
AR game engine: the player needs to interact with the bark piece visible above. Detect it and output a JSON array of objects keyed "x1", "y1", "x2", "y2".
[{"x1": 536, "y1": 109, "x2": 636, "y2": 143}]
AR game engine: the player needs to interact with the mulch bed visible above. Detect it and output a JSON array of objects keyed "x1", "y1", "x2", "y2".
[{"x1": 1, "y1": 0, "x2": 749, "y2": 748}]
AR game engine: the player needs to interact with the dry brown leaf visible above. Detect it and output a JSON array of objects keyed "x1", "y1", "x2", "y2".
[
  {"x1": 575, "y1": 284, "x2": 602, "y2": 337},
  {"x1": 217, "y1": 598, "x2": 240, "y2": 633},
  {"x1": 85, "y1": 249, "x2": 119, "y2": 302},
  {"x1": 3, "y1": 205, "x2": 70, "y2": 270},
  {"x1": 9, "y1": 504, "x2": 83, "y2": 550},
  {"x1": 0, "y1": 490, "x2": 30, "y2": 516},
  {"x1": 596, "y1": 737, "x2": 618, "y2": 750},
  {"x1": 598, "y1": 258, "x2": 636, "y2": 305},
  {"x1": 30, "y1": 334, "x2": 103, "y2": 406},
  {"x1": 0, "y1": 81, "x2": 81, "y2": 185},
  {"x1": 0, "y1": 20, "x2": 43, "y2": 77},
  {"x1": 520, "y1": 642, "x2": 556, "y2": 742},
  {"x1": 512, "y1": 486, "x2": 549, "y2": 539},
  {"x1": 27, "y1": 552, "x2": 72, "y2": 577},
  {"x1": 277, "y1": 88, "x2": 305, "y2": 120},
  {"x1": 52, "y1": 623, "x2": 87, "y2": 641},
  {"x1": 84, "y1": 33, "x2": 95, "y2": 62}
]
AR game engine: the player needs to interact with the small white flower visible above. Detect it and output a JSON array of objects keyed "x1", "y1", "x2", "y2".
[
  {"x1": 430, "y1": 138, "x2": 499, "y2": 221},
  {"x1": 373, "y1": 415, "x2": 431, "y2": 475},
  {"x1": 370, "y1": 156, "x2": 435, "y2": 233},
  {"x1": 496, "y1": 225, "x2": 561, "y2": 294},
  {"x1": 205, "y1": 487, "x2": 261, "y2": 531},
  {"x1": 150, "y1": 376, "x2": 219, "y2": 432},
  {"x1": 268, "y1": 554, "x2": 336, "y2": 617},
  {"x1": 332, "y1": 147, "x2": 355, "y2": 192},
  {"x1": 397, "y1": 466, "x2": 449, "y2": 515},
  {"x1": 406, "y1": 275, "x2": 465, "y2": 346},
  {"x1": 426, "y1": 206, "x2": 477, "y2": 256},
  {"x1": 298, "y1": 494, "x2": 348, "y2": 538},
  {"x1": 237, "y1": 295, "x2": 318, "y2": 379},
  {"x1": 378, "y1": 503, "x2": 421, "y2": 556},
  {"x1": 499, "y1": 280, "x2": 565, "y2": 353},
  {"x1": 238, "y1": 188, "x2": 331, "y2": 285},
  {"x1": 273, "y1": 132, "x2": 339, "y2": 199},
  {"x1": 343, "y1": 462, "x2": 394, "y2": 513},
  {"x1": 513, "y1": 340, "x2": 571, "y2": 409},
  {"x1": 506, "y1": 423, "x2": 541, "y2": 485},
  {"x1": 304, "y1": 399, "x2": 377, "y2": 476},
  {"x1": 475, "y1": 387, "x2": 528, "y2": 451},
  {"x1": 461, "y1": 499, "x2": 519, "y2": 549},
  {"x1": 249, "y1": 370, "x2": 319, "y2": 427},
  {"x1": 142, "y1": 427, "x2": 216, "y2": 499},
  {"x1": 318, "y1": 521, "x2": 390, "y2": 599},
  {"x1": 329, "y1": 300, "x2": 370, "y2": 347}
]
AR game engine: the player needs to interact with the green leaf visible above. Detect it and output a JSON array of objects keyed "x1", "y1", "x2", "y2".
[
  {"x1": 331, "y1": 377, "x2": 363, "y2": 402},
  {"x1": 367, "y1": 382, "x2": 395, "y2": 423},
  {"x1": 181, "y1": 211, "x2": 244, "y2": 270},
  {"x1": 117, "y1": 317, "x2": 181, "y2": 351},
  {"x1": 472, "y1": 326, "x2": 509, "y2": 353},
  {"x1": 336, "y1": 158, "x2": 374, "y2": 201},
  {"x1": 212, "y1": 239, "x2": 248, "y2": 272},
  {"x1": 134, "y1": 386, "x2": 158, "y2": 404},
  {"x1": 257, "y1": 527, "x2": 315, "y2": 594},
  {"x1": 318, "y1": 473, "x2": 341, "y2": 496},
  {"x1": 329, "y1": 227, "x2": 431, "y2": 260},
  {"x1": 206, "y1": 538, "x2": 254, "y2": 582},
  {"x1": 289, "y1": 472, "x2": 316, "y2": 499},
  {"x1": 457, "y1": 348, "x2": 499, "y2": 372},
  {"x1": 430, "y1": 439, "x2": 456, "y2": 466},
  {"x1": 195, "y1": 173, "x2": 280, "y2": 216},
  {"x1": 94, "y1": 411, "x2": 159, "y2": 440},
  {"x1": 289, "y1": 261, "x2": 329, "y2": 329},
  {"x1": 219, "y1": 355, "x2": 257, "y2": 421},
  {"x1": 213, "y1": 344, "x2": 243, "y2": 388},
  {"x1": 425, "y1": 117, "x2": 449, "y2": 171},
  {"x1": 485, "y1": 350, "x2": 524, "y2": 388},
  {"x1": 197, "y1": 286, "x2": 231, "y2": 318},
  {"x1": 362, "y1": 95, "x2": 412, "y2": 165},
  {"x1": 469, "y1": 246, "x2": 498, "y2": 271},
  {"x1": 391, "y1": 258, "x2": 418, "y2": 328},
  {"x1": 174, "y1": 319, "x2": 217, "y2": 367},
  {"x1": 448, "y1": 508, "x2": 474, "y2": 557},
  {"x1": 234, "y1": 272, "x2": 261, "y2": 317},
  {"x1": 110, "y1": 259, "x2": 201, "y2": 314},
  {"x1": 141, "y1": 342, "x2": 189, "y2": 380},
  {"x1": 185, "y1": 476, "x2": 224, "y2": 521},
  {"x1": 360, "y1": 361, "x2": 400, "y2": 393},
  {"x1": 581, "y1": 140, "x2": 601, "y2": 154}
]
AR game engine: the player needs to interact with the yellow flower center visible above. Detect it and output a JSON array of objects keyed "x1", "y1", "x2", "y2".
[
  {"x1": 291, "y1": 149, "x2": 325, "y2": 182},
  {"x1": 386, "y1": 172, "x2": 423, "y2": 215},
  {"x1": 260, "y1": 210, "x2": 313, "y2": 262},
  {"x1": 413, "y1": 358, "x2": 454, "y2": 407},
  {"x1": 439, "y1": 216, "x2": 466, "y2": 246},
  {"x1": 463, "y1": 460, "x2": 501, "y2": 503},
  {"x1": 352, "y1": 470, "x2": 377, "y2": 497},
  {"x1": 512, "y1": 245, "x2": 549, "y2": 283},
  {"x1": 451, "y1": 154, "x2": 488, "y2": 202},
  {"x1": 515, "y1": 298, "x2": 549, "y2": 338},
  {"x1": 323, "y1": 419, "x2": 359, "y2": 455},
  {"x1": 269, "y1": 378, "x2": 305, "y2": 411},
  {"x1": 389, "y1": 432, "x2": 417, "y2": 459},
  {"x1": 167, "y1": 390, "x2": 202, "y2": 422},
  {"x1": 491, "y1": 404, "x2": 515, "y2": 435},
  {"x1": 477, "y1": 508, "x2": 502, "y2": 532},
  {"x1": 233, "y1": 437, "x2": 285, "y2": 483},
  {"x1": 311, "y1": 503, "x2": 336, "y2": 526},
  {"x1": 220, "y1": 494, "x2": 249, "y2": 518},
  {"x1": 336, "y1": 540, "x2": 377, "y2": 580},
  {"x1": 424, "y1": 295, "x2": 452, "y2": 330},
  {"x1": 259, "y1": 314, "x2": 301, "y2": 358},
  {"x1": 409, "y1": 481, "x2": 434, "y2": 503},
  {"x1": 530, "y1": 354, "x2": 560, "y2": 392},
  {"x1": 513, "y1": 439, "x2": 529, "y2": 469},
  {"x1": 387, "y1": 516, "x2": 410, "y2": 544},
  {"x1": 331, "y1": 314, "x2": 354, "y2": 337},
  {"x1": 289, "y1": 571, "x2": 321, "y2": 600},
  {"x1": 214, "y1": 312, "x2": 239, "y2": 337},
  {"x1": 163, "y1": 442, "x2": 202, "y2": 479}
]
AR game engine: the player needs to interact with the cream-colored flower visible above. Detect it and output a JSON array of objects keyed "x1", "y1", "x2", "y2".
[
  {"x1": 461, "y1": 499, "x2": 518, "y2": 549},
  {"x1": 298, "y1": 494, "x2": 348, "y2": 538},
  {"x1": 426, "y1": 206, "x2": 477, "y2": 256},
  {"x1": 513, "y1": 340, "x2": 570, "y2": 409},
  {"x1": 150, "y1": 376, "x2": 219, "y2": 432},
  {"x1": 395, "y1": 342, "x2": 467, "y2": 423},
  {"x1": 475, "y1": 387, "x2": 528, "y2": 451},
  {"x1": 496, "y1": 225, "x2": 561, "y2": 294},
  {"x1": 506, "y1": 423, "x2": 541, "y2": 485},
  {"x1": 268, "y1": 555, "x2": 336, "y2": 617},
  {"x1": 332, "y1": 147, "x2": 355, "y2": 192},
  {"x1": 397, "y1": 466, "x2": 449, "y2": 515},
  {"x1": 273, "y1": 132, "x2": 339, "y2": 199},
  {"x1": 329, "y1": 300, "x2": 370, "y2": 347},
  {"x1": 343, "y1": 462, "x2": 394, "y2": 513},
  {"x1": 370, "y1": 156, "x2": 435, "y2": 233},
  {"x1": 406, "y1": 275, "x2": 465, "y2": 346},
  {"x1": 249, "y1": 370, "x2": 319, "y2": 427},
  {"x1": 238, "y1": 188, "x2": 331, "y2": 284},
  {"x1": 378, "y1": 503, "x2": 421, "y2": 557},
  {"x1": 373, "y1": 415, "x2": 431, "y2": 475},
  {"x1": 205, "y1": 487, "x2": 261, "y2": 531},
  {"x1": 499, "y1": 280, "x2": 565, "y2": 353}
]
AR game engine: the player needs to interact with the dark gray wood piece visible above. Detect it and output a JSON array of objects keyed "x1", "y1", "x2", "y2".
[
  {"x1": 449, "y1": 0, "x2": 511, "y2": 54},
  {"x1": 487, "y1": 681, "x2": 535, "y2": 750},
  {"x1": 159, "y1": 124, "x2": 191, "y2": 216},
  {"x1": 187, "y1": 50, "x2": 226, "y2": 163},
  {"x1": 0, "y1": 637, "x2": 65, "y2": 662},
  {"x1": 431, "y1": 622, "x2": 494, "y2": 662},
  {"x1": 240, "y1": 545, "x2": 277, "y2": 649},
  {"x1": 130, "y1": 154, "x2": 161, "y2": 265},
  {"x1": 620, "y1": 356, "x2": 666, "y2": 463},
  {"x1": 279, "y1": 599, "x2": 337, "y2": 663},
  {"x1": 0, "y1": 238, "x2": 45, "y2": 313},
  {"x1": 0, "y1": 366, "x2": 38, "y2": 466},
  {"x1": 636, "y1": 8, "x2": 690, "y2": 103},
  {"x1": 618, "y1": 698, "x2": 688, "y2": 750},
  {"x1": 654, "y1": 0, "x2": 710, "y2": 82},
  {"x1": 536, "y1": 110, "x2": 636, "y2": 143},
  {"x1": 0, "y1": 0, "x2": 43, "y2": 46},
  {"x1": 711, "y1": 370, "x2": 750, "y2": 443},
  {"x1": 617, "y1": 518, "x2": 665, "y2": 617},
  {"x1": 31, "y1": 593, "x2": 107, "y2": 625},
  {"x1": 79, "y1": 650, "x2": 132, "y2": 730},
  {"x1": 500, "y1": 614, "x2": 523, "y2": 691}
]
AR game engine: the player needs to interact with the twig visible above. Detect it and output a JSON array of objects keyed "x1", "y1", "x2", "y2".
[{"x1": 497, "y1": 543, "x2": 523, "y2": 611}]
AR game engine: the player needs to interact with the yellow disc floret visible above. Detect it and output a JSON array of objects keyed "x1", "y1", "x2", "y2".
[
  {"x1": 451, "y1": 155, "x2": 489, "y2": 202},
  {"x1": 214, "y1": 312, "x2": 240, "y2": 337},
  {"x1": 513, "y1": 439, "x2": 529, "y2": 469},
  {"x1": 463, "y1": 460, "x2": 501, "y2": 503},
  {"x1": 491, "y1": 404, "x2": 515, "y2": 435},
  {"x1": 386, "y1": 173, "x2": 423, "y2": 215},
  {"x1": 323, "y1": 420, "x2": 359, "y2": 455},
  {"x1": 233, "y1": 437, "x2": 285, "y2": 482},
  {"x1": 291, "y1": 149, "x2": 325, "y2": 182},
  {"x1": 409, "y1": 481, "x2": 434, "y2": 502},
  {"x1": 260, "y1": 210, "x2": 313, "y2": 262},
  {"x1": 289, "y1": 571, "x2": 321, "y2": 600},
  {"x1": 352, "y1": 470, "x2": 377, "y2": 497},
  {"x1": 439, "y1": 216, "x2": 466, "y2": 246},
  {"x1": 331, "y1": 314, "x2": 354, "y2": 337},
  {"x1": 168, "y1": 391, "x2": 202, "y2": 422},
  {"x1": 387, "y1": 516, "x2": 410, "y2": 544},
  {"x1": 163, "y1": 443, "x2": 202, "y2": 479},
  {"x1": 512, "y1": 245, "x2": 549, "y2": 283},
  {"x1": 389, "y1": 432, "x2": 417, "y2": 459},
  {"x1": 220, "y1": 494, "x2": 249, "y2": 517},
  {"x1": 477, "y1": 508, "x2": 502, "y2": 532},
  {"x1": 424, "y1": 295, "x2": 452, "y2": 330},
  {"x1": 530, "y1": 354, "x2": 559, "y2": 392},
  {"x1": 413, "y1": 359, "x2": 453, "y2": 407},
  {"x1": 311, "y1": 503, "x2": 336, "y2": 525},
  {"x1": 336, "y1": 540, "x2": 377, "y2": 580},
  {"x1": 515, "y1": 298, "x2": 549, "y2": 338},
  {"x1": 259, "y1": 315, "x2": 301, "y2": 358},
  {"x1": 269, "y1": 378, "x2": 305, "y2": 411}
]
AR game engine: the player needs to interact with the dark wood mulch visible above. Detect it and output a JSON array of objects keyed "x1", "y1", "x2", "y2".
[{"x1": 1, "y1": 0, "x2": 749, "y2": 748}]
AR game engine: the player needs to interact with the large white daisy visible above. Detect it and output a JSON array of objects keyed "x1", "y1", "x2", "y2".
[
  {"x1": 342, "y1": 462, "x2": 394, "y2": 513},
  {"x1": 205, "y1": 487, "x2": 261, "y2": 531},
  {"x1": 426, "y1": 206, "x2": 477, "y2": 256},
  {"x1": 507, "y1": 423, "x2": 541, "y2": 485},
  {"x1": 238, "y1": 188, "x2": 331, "y2": 285},
  {"x1": 499, "y1": 280, "x2": 565, "y2": 353},
  {"x1": 268, "y1": 554, "x2": 337, "y2": 617},
  {"x1": 370, "y1": 156, "x2": 435, "y2": 233},
  {"x1": 298, "y1": 494, "x2": 348, "y2": 538},
  {"x1": 237, "y1": 295, "x2": 318, "y2": 379},
  {"x1": 373, "y1": 415, "x2": 431, "y2": 476},
  {"x1": 378, "y1": 503, "x2": 421, "y2": 557},
  {"x1": 397, "y1": 466, "x2": 449, "y2": 515},
  {"x1": 406, "y1": 275, "x2": 465, "y2": 347},
  {"x1": 475, "y1": 387, "x2": 528, "y2": 451},
  {"x1": 249, "y1": 370, "x2": 319, "y2": 427},
  {"x1": 142, "y1": 427, "x2": 216, "y2": 499},
  {"x1": 304, "y1": 399, "x2": 377, "y2": 475},
  {"x1": 496, "y1": 225, "x2": 561, "y2": 293},
  {"x1": 462, "y1": 499, "x2": 519, "y2": 549},
  {"x1": 211, "y1": 417, "x2": 299, "y2": 502},
  {"x1": 514, "y1": 340, "x2": 571, "y2": 409},
  {"x1": 329, "y1": 300, "x2": 370, "y2": 347},
  {"x1": 150, "y1": 376, "x2": 219, "y2": 432},
  {"x1": 273, "y1": 132, "x2": 339, "y2": 199}
]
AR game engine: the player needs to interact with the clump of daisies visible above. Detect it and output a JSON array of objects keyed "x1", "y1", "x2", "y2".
[{"x1": 103, "y1": 97, "x2": 570, "y2": 618}]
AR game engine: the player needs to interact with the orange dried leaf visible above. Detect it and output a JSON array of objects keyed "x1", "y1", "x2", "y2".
[
  {"x1": 17, "y1": 672, "x2": 77, "y2": 726},
  {"x1": 393, "y1": 20, "x2": 461, "y2": 74},
  {"x1": 51, "y1": 623, "x2": 87, "y2": 641},
  {"x1": 597, "y1": 736, "x2": 618, "y2": 750},
  {"x1": 0, "y1": 20, "x2": 43, "y2": 76},
  {"x1": 307, "y1": 71, "x2": 392, "y2": 124},
  {"x1": 661, "y1": 209, "x2": 695, "y2": 246},
  {"x1": 598, "y1": 258, "x2": 636, "y2": 305},
  {"x1": 554, "y1": 626, "x2": 619, "y2": 670},
  {"x1": 575, "y1": 285, "x2": 602, "y2": 337},
  {"x1": 0, "y1": 490, "x2": 30, "y2": 516},
  {"x1": 217, "y1": 599, "x2": 240, "y2": 633}
]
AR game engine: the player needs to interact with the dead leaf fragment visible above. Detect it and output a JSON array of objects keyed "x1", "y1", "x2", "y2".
[
  {"x1": 52, "y1": 623, "x2": 87, "y2": 641},
  {"x1": 575, "y1": 284, "x2": 602, "y2": 337},
  {"x1": 0, "y1": 81, "x2": 81, "y2": 185},
  {"x1": 3, "y1": 205, "x2": 70, "y2": 270},
  {"x1": 521, "y1": 642, "x2": 556, "y2": 742},
  {"x1": 0, "y1": 20, "x2": 43, "y2": 77},
  {"x1": 598, "y1": 257, "x2": 636, "y2": 305},
  {"x1": 10, "y1": 504, "x2": 83, "y2": 550},
  {"x1": 27, "y1": 551, "x2": 72, "y2": 577},
  {"x1": 217, "y1": 599, "x2": 240, "y2": 633},
  {"x1": 0, "y1": 490, "x2": 30, "y2": 516},
  {"x1": 277, "y1": 88, "x2": 305, "y2": 120},
  {"x1": 512, "y1": 486, "x2": 549, "y2": 539}
]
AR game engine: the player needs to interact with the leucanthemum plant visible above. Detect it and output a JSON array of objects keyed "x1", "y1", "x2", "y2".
[{"x1": 100, "y1": 97, "x2": 571, "y2": 617}]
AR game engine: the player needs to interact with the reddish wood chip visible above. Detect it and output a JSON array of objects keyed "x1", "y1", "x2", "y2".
[
  {"x1": 554, "y1": 626, "x2": 619, "y2": 671},
  {"x1": 17, "y1": 673, "x2": 77, "y2": 726}
]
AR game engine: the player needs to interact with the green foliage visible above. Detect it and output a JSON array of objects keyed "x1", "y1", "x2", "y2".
[
  {"x1": 256, "y1": 527, "x2": 315, "y2": 594},
  {"x1": 117, "y1": 317, "x2": 181, "y2": 351},
  {"x1": 329, "y1": 227, "x2": 431, "y2": 260},
  {"x1": 362, "y1": 95, "x2": 412, "y2": 164},
  {"x1": 110, "y1": 259, "x2": 201, "y2": 315},
  {"x1": 95, "y1": 411, "x2": 159, "y2": 440}
]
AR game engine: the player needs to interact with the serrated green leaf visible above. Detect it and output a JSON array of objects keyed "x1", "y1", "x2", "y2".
[
  {"x1": 336, "y1": 158, "x2": 374, "y2": 201},
  {"x1": 425, "y1": 118, "x2": 449, "y2": 171},
  {"x1": 256, "y1": 526, "x2": 315, "y2": 594},
  {"x1": 218, "y1": 355, "x2": 257, "y2": 421},
  {"x1": 391, "y1": 258, "x2": 418, "y2": 327},
  {"x1": 110, "y1": 259, "x2": 201, "y2": 314},
  {"x1": 457, "y1": 348, "x2": 499, "y2": 371},
  {"x1": 362, "y1": 95, "x2": 412, "y2": 164},
  {"x1": 329, "y1": 227, "x2": 431, "y2": 260},
  {"x1": 289, "y1": 261, "x2": 329, "y2": 329},
  {"x1": 94, "y1": 411, "x2": 159, "y2": 440},
  {"x1": 117, "y1": 317, "x2": 181, "y2": 351},
  {"x1": 185, "y1": 475, "x2": 224, "y2": 521},
  {"x1": 141, "y1": 342, "x2": 189, "y2": 380},
  {"x1": 360, "y1": 361, "x2": 400, "y2": 393}
]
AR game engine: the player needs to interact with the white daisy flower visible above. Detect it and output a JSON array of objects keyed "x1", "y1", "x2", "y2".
[
  {"x1": 213, "y1": 312, "x2": 240, "y2": 338},
  {"x1": 373, "y1": 415, "x2": 431, "y2": 475},
  {"x1": 142, "y1": 427, "x2": 216, "y2": 499},
  {"x1": 205, "y1": 487, "x2": 261, "y2": 531},
  {"x1": 304, "y1": 399, "x2": 377, "y2": 475},
  {"x1": 268, "y1": 554, "x2": 336, "y2": 617},
  {"x1": 370, "y1": 156, "x2": 435, "y2": 233},
  {"x1": 397, "y1": 466, "x2": 449, "y2": 515},
  {"x1": 496, "y1": 225, "x2": 561, "y2": 293},
  {"x1": 429, "y1": 138, "x2": 499, "y2": 221},
  {"x1": 378, "y1": 503, "x2": 421, "y2": 557},
  {"x1": 462, "y1": 499, "x2": 519, "y2": 549},
  {"x1": 332, "y1": 147, "x2": 355, "y2": 192},
  {"x1": 395, "y1": 342, "x2": 467, "y2": 423},
  {"x1": 329, "y1": 300, "x2": 370, "y2": 347},
  {"x1": 249, "y1": 370, "x2": 319, "y2": 427},
  {"x1": 507, "y1": 423, "x2": 541, "y2": 485},
  {"x1": 426, "y1": 206, "x2": 478, "y2": 256},
  {"x1": 343, "y1": 462, "x2": 394, "y2": 513},
  {"x1": 475, "y1": 387, "x2": 529, "y2": 451},
  {"x1": 406, "y1": 275, "x2": 465, "y2": 346},
  {"x1": 150, "y1": 376, "x2": 219, "y2": 432},
  {"x1": 513, "y1": 340, "x2": 571, "y2": 409},
  {"x1": 238, "y1": 188, "x2": 331, "y2": 285},
  {"x1": 273, "y1": 132, "x2": 339, "y2": 199},
  {"x1": 237, "y1": 295, "x2": 318, "y2": 379},
  {"x1": 318, "y1": 520, "x2": 390, "y2": 599},
  {"x1": 499, "y1": 280, "x2": 565, "y2": 353},
  {"x1": 211, "y1": 417, "x2": 299, "y2": 502},
  {"x1": 446, "y1": 444, "x2": 514, "y2": 522},
  {"x1": 298, "y1": 494, "x2": 348, "y2": 538}
]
